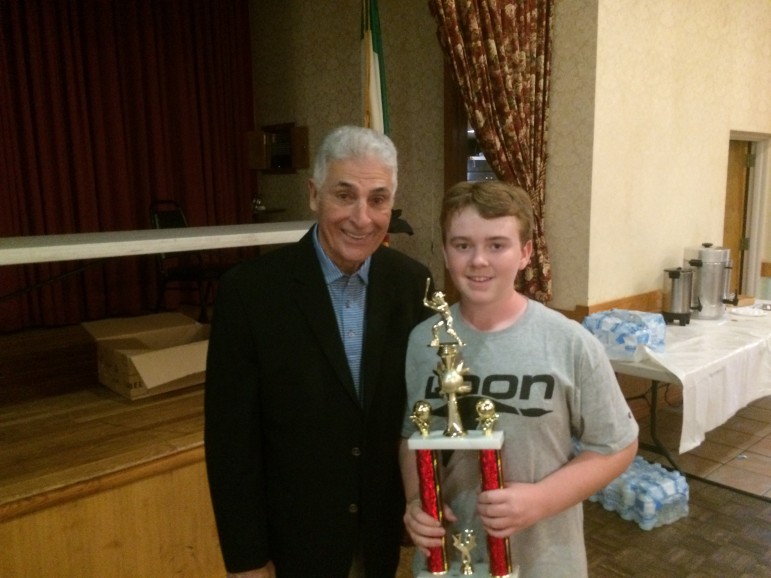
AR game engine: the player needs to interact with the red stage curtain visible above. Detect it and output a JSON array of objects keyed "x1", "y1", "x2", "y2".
[{"x1": 0, "y1": 0, "x2": 254, "y2": 332}]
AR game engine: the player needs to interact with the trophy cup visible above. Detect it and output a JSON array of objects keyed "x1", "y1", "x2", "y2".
[{"x1": 408, "y1": 281, "x2": 517, "y2": 577}]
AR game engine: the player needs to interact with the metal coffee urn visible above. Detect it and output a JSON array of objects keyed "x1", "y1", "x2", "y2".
[
  {"x1": 662, "y1": 267, "x2": 693, "y2": 325},
  {"x1": 683, "y1": 243, "x2": 737, "y2": 320}
]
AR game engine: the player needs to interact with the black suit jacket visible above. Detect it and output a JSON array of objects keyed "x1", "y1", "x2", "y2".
[{"x1": 205, "y1": 229, "x2": 431, "y2": 577}]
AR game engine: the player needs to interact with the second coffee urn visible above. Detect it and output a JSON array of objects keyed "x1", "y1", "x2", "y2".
[{"x1": 684, "y1": 242, "x2": 737, "y2": 320}]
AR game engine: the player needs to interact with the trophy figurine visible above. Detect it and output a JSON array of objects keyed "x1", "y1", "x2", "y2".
[
  {"x1": 411, "y1": 400, "x2": 433, "y2": 437},
  {"x1": 453, "y1": 529, "x2": 477, "y2": 576},
  {"x1": 423, "y1": 279, "x2": 464, "y2": 348},
  {"x1": 408, "y1": 280, "x2": 516, "y2": 577},
  {"x1": 435, "y1": 343, "x2": 470, "y2": 437},
  {"x1": 476, "y1": 399, "x2": 499, "y2": 436},
  {"x1": 423, "y1": 279, "x2": 469, "y2": 437}
]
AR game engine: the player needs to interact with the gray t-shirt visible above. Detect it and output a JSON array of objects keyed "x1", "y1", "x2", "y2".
[{"x1": 402, "y1": 300, "x2": 639, "y2": 578}]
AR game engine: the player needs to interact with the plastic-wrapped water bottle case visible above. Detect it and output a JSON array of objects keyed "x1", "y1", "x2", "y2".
[
  {"x1": 589, "y1": 456, "x2": 689, "y2": 530},
  {"x1": 582, "y1": 309, "x2": 667, "y2": 361}
]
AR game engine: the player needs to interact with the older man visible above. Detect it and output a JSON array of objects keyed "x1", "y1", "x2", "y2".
[{"x1": 205, "y1": 126, "x2": 432, "y2": 577}]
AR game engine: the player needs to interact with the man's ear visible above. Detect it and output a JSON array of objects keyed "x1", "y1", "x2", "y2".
[{"x1": 308, "y1": 179, "x2": 319, "y2": 212}]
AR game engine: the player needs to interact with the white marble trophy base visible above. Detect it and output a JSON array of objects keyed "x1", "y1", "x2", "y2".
[
  {"x1": 407, "y1": 430, "x2": 504, "y2": 451},
  {"x1": 417, "y1": 561, "x2": 518, "y2": 577}
]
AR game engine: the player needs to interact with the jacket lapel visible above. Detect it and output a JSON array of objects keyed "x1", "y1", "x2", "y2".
[
  {"x1": 360, "y1": 251, "x2": 394, "y2": 412},
  {"x1": 290, "y1": 232, "x2": 360, "y2": 404}
]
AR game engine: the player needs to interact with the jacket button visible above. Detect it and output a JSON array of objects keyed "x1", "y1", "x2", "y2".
[
  {"x1": 351, "y1": 447, "x2": 361, "y2": 457},
  {"x1": 348, "y1": 504, "x2": 359, "y2": 514}
]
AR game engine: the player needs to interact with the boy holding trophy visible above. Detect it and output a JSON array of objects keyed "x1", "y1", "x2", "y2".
[{"x1": 399, "y1": 181, "x2": 638, "y2": 577}]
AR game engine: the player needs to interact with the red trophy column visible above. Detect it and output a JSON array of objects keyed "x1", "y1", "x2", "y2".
[
  {"x1": 479, "y1": 449, "x2": 513, "y2": 577},
  {"x1": 416, "y1": 449, "x2": 448, "y2": 574}
]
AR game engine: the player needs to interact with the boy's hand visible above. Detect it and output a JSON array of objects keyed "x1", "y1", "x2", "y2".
[
  {"x1": 477, "y1": 482, "x2": 548, "y2": 538},
  {"x1": 403, "y1": 499, "x2": 458, "y2": 557}
]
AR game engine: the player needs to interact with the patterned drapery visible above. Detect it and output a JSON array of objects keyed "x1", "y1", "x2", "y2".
[{"x1": 429, "y1": 0, "x2": 554, "y2": 302}]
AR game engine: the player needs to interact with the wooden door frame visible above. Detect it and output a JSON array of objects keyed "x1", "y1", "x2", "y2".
[
  {"x1": 724, "y1": 140, "x2": 750, "y2": 294},
  {"x1": 730, "y1": 131, "x2": 771, "y2": 298}
]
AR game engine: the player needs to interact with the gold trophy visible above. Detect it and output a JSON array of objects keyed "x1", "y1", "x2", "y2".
[{"x1": 408, "y1": 280, "x2": 516, "y2": 577}]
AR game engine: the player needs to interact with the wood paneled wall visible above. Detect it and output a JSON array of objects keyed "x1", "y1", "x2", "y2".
[
  {"x1": 555, "y1": 290, "x2": 663, "y2": 322},
  {"x1": 0, "y1": 448, "x2": 225, "y2": 578}
]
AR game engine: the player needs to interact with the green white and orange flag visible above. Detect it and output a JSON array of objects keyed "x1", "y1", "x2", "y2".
[{"x1": 361, "y1": 0, "x2": 389, "y2": 134}]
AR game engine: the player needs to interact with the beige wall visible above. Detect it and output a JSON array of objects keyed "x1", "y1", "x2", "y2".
[
  {"x1": 548, "y1": 0, "x2": 771, "y2": 311},
  {"x1": 543, "y1": 0, "x2": 599, "y2": 310},
  {"x1": 249, "y1": 0, "x2": 447, "y2": 285},
  {"x1": 251, "y1": 0, "x2": 771, "y2": 309}
]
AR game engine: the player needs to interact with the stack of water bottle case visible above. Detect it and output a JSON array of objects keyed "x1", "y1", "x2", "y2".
[
  {"x1": 581, "y1": 309, "x2": 689, "y2": 529},
  {"x1": 589, "y1": 456, "x2": 689, "y2": 530},
  {"x1": 582, "y1": 240, "x2": 745, "y2": 531},
  {"x1": 581, "y1": 309, "x2": 666, "y2": 362}
]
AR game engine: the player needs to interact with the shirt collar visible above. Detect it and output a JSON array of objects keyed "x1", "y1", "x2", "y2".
[{"x1": 312, "y1": 224, "x2": 371, "y2": 284}]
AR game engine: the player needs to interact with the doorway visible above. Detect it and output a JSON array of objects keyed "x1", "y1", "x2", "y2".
[
  {"x1": 724, "y1": 133, "x2": 771, "y2": 299},
  {"x1": 722, "y1": 140, "x2": 751, "y2": 294}
]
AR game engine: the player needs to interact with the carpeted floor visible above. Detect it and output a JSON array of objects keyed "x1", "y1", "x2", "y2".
[{"x1": 583, "y1": 475, "x2": 771, "y2": 577}]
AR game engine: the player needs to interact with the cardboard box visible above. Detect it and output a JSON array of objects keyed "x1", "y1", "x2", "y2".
[{"x1": 82, "y1": 313, "x2": 209, "y2": 400}]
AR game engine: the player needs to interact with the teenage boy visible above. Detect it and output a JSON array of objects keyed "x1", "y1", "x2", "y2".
[{"x1": 399, "y1": 180, "x2": 638, "y2": 577}]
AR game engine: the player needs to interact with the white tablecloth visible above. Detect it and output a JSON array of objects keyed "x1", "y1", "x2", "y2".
[{"x1": 611, "y1": 303, "x2": 771, "y2": 453}]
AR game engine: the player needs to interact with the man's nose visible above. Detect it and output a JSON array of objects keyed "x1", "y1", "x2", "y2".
[{"x1": 349, "y1": 199, "x2": 373, "y2": 224}]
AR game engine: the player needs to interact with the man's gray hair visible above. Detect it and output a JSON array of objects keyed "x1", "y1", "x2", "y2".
[{"x1": 312, "y1": 126, "x2": 398, "y2": 191}]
